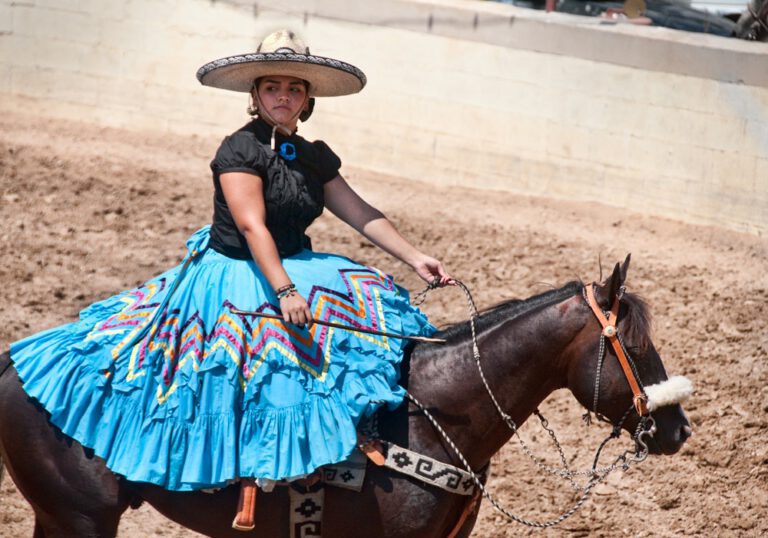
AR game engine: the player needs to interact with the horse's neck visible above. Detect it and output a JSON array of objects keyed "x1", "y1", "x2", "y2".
[{"x1": 405, "y1": 294, "x2": 584, "y2": 469}]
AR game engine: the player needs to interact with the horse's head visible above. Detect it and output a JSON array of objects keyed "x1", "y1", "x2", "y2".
[{"x1": 567, "y1": 255, "x2": 693, "y2": 456}]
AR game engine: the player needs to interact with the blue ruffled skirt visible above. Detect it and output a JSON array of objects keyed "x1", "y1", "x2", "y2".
[{"x1": 10, "y1": 226, "x2": 434, "y2": 491}]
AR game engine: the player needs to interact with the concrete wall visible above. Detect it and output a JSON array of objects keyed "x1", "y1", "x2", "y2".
[{"x1": 1, "y1": 0, "x2": 766, "y2": 235}]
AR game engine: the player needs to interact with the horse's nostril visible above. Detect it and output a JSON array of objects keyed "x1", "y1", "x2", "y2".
[{"x1": 681, "y1": 425, "x2": 692, "y2": 440}]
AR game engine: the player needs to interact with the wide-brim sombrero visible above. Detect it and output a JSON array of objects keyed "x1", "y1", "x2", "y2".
[{"x1": 196, "y1": 30, "x2": 366, "y2": 97}]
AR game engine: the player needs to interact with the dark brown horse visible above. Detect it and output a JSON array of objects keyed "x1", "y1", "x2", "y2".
[{"x1": 0, "y1": 259, "x2": 691, "y2": 537}]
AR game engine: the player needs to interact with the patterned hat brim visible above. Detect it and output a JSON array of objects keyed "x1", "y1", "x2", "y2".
[{"x1": 196, "y1": 53, "x2": 366, "y2": 97}]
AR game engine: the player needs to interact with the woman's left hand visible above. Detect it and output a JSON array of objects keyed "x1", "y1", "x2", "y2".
[{"x1": 410, "y1": 254, "x2": 454, "y2": 287}]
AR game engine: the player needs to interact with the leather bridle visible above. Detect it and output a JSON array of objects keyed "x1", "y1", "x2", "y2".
[{"x1": 583, "y1": 282, "x2": 650, "y2": 417}]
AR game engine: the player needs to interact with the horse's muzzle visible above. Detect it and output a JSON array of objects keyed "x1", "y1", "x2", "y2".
[{"x1": 645, "y1": 404, "x2": 692, "y2": 455}]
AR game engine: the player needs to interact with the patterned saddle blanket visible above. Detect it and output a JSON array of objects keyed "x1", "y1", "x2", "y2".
[
  {"x1": 287, "y1": 441, "x2": 480, "y2": 538},
  {"x1": 324, "y1": 441, "x2": 477, "y2": 496}
]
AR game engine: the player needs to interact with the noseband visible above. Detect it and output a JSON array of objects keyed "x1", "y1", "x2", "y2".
[{"x1": 583, "y1": 282, "x2": 649, "y2": 417}]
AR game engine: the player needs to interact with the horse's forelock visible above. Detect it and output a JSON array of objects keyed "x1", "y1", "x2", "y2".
[{"x1": 621, "y1": 291, "x2": 653, "y2": 351}]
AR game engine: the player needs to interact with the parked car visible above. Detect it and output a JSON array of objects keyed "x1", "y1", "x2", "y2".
[
  {"x1": 690, "y1": 1, "x2": 749, "y2": 20},
  {"x1": 494, "y1": 0, "x2": 737, "y2": 36}
]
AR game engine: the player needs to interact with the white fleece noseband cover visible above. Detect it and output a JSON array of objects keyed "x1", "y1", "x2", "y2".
[{"x1": 644, "y1": 376, "x2": 693, "y2": 411}]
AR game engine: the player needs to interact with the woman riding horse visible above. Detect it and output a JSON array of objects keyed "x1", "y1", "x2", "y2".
[
  {"x1": 0, "y1": 257, "x2": 693, "y2": 537},
  {"x1": 2, "y1": 30, "x2": 695, "y2": 538},
  {"x1": 10, "y1": 29, "x2": 450, "y2": 498}
]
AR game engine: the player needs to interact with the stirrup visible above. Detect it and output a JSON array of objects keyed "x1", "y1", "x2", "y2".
[{"x1": 232, "y1": 478, "x2": 258, "y2": 531}]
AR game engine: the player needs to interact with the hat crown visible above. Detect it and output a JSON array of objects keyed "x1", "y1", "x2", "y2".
[{"x1": 256, "y1": 30, "x2": 310, "y2": 55}]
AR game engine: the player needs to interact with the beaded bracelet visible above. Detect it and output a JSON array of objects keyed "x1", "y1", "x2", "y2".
[
  {"x1": 275, "y1": 283, "x2": 294, "y2": 294},
  {"x1": 277, "y1": 289, "x2": 297, "y2": 300},
  {"x1": 276, "y1": 284, "x2": 297, "y2": 300}
]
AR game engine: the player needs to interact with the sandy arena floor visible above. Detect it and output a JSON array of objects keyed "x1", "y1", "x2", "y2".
[{"x1": 0, "y1": 111, "x2": 766, "y2": 537}]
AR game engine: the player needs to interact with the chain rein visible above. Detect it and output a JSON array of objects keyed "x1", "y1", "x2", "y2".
[{"x1": 409, "y1": 280, "x2": 653, "y2": 528}]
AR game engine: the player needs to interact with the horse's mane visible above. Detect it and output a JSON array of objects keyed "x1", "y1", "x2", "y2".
[
  {"x1": 436, "y1": 281, "x2": 583, "y2": 340},
  {"x1": 435, "y1": 280, "x2": 653, "y2": 349}
]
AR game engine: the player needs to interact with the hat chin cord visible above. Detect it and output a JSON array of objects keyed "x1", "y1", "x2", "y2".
[{"x1": 250, "y1": 91, "x2": 308, "y2": 150}]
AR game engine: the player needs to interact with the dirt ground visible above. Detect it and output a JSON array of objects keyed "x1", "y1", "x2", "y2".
[{"x1": 0, "y1": 111, "x2": 766, "y2": 537}]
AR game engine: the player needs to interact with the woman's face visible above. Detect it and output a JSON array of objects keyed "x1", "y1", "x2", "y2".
[{"x1": 255, "y1": 75, "x2": 309, "y2": 129}]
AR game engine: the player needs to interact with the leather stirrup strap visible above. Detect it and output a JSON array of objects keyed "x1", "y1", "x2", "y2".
[
  {"x1": 585, "y1": 283, "x2": 649, "y2": 416},
  {"x1": 357, "y1": 434, "x2": 385, "y2": 466},
  {"x1": 232, "y1": 478, "x2": 258, "y2": 531},
  {"x1": 447, "y1": 489, "x2": 482, "y2": 538}
]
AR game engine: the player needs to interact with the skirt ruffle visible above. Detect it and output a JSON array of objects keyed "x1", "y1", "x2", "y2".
[{"x1": 10, "y1": 226, "x2": 434, "y2": 491}]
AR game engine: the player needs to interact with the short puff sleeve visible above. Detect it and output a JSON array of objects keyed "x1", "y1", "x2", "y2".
[
  {"x1": 210, "y1": 132, "x2": 268, "y2": 177},
  {"x1": 311, "y1": 141, "x2": 342, "y2": 184}
]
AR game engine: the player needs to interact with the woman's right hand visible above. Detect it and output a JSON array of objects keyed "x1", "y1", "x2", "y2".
[
  {"x1": 409, "y1": 253, "x2": 454, "y2": 287},
  {"x1": 279, "y1": 293, "x2": 313, "y2": 327}
]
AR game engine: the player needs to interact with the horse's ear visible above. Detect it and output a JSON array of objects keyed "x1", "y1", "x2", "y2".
[
  {"x1": 606, "y1": 262, "x2": 623, "y2": 304},
  {"x1": 608, "y1": 254, "x2": 632, "y2": 300},
  {"x1": 620, "y1": 253, "x2": 631, "y2": 282},
  {"x1": 596, "y1": 261, "x2": 624, "y2": 308}
]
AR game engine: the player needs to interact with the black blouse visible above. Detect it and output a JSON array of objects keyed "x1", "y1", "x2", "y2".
[{"x1": 209, "y1": 118, "x2": 341, "y2": 258}]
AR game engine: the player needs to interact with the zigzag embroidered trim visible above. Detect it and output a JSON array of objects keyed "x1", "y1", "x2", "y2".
[{"x1": 84, "y1": 267, "x2": 396, "y2": 404}]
